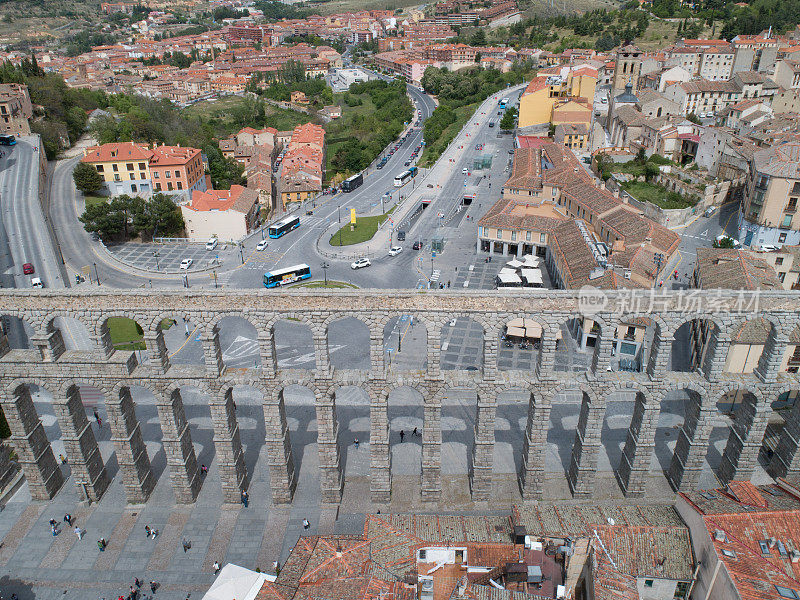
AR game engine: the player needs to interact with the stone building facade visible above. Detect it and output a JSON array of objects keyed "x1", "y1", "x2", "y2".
[{"x1": 1, "y1": 289, "x2": 799, "y2": 508}]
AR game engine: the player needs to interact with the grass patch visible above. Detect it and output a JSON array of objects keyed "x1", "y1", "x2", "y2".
[
  {"x1": 184, "y1": 96, "x2": 313, "y2": 132},
  {"x1": 419, "y1": 103, "x2": 475, "y2": 168},
  {"x1": 622, "y1": 181, "x2": 696, "y2": 210},
  {"x1": 159, "y1": 318, "x2": 176, "y2": 331},
  {"x1": 329, "y1": 207, "x2": 395, "y2": 246},
  {"x1": 324, "y1": 94, "x2": 377, "y2": 176},
  {"x1": 84, "y1": 195, "x2": 108, "y2": 209},
  {"x1": 107, "y1": 317, "x2": 146, "y2": 350},
  {"x1": 298, "y1": 280, "x2": 358, "y2": 288}
]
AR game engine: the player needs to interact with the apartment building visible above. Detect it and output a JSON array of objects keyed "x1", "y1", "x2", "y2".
[
  {"x1": 279, "y1": 122, "x2": 325, "y2": 208},
  {"x1": 149, "y1": 145, "x2": 206, "y2": 199},
  {"x1": 740, "y1": 139, "x2": 800, "y2": 248},
  {"x1": 81, "y1": 141, "x2": 205, "y2": 200},
  {"x1": 773, "y1": 58, "x2": 800, "y2": 90},
  {"x1": 663, "y1": 78, "x2": 741, "y2": 116},
  {"x1": 518, "y1": 65, "x2": 597, "y2": 129},
  {"x1": 181, "y1": 185, "x2": 260, "y2": 242},
  {"x1": 0, "y1": 83, "x2": 32, "y2": 135},
  {"x1": 698, "y1": 47, "x2": 734, "y2": 81}
]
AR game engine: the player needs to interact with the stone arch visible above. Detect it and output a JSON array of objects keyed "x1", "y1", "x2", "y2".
[
  {"x1": 567, "y1": 386, "x2": 605, "y2": 497},
  {"x1": 439, "y1": 313, "x2": 485, "y2": 371},
  {"x1": 96, "y1": 312, "x2": 149, "y2": 360},
  {"x1": 41, "y1": 311, "x2": 95, "y2": 353},
  {"x1": 0, "y1": 310, "x2": 38, "y2": 351},
  {"x1": 712, "y1": 385, "x2": 769, "y2": 485},
  {"x1": 267, "y1": 314, "x2": 315, "y2": 371},
  {"x1": 383, "y1": 314, "x2": 427, "y2": 371},
  {"x1": 209, "y1": 313, "x2": 261, "y2": 371},
  {"x1": 324, "y1": 314, "x2": 371, "y2": 371},
  {"x1": 669, "y1": 314, "x2": 725, "y2": 374},
  {"x1": 723, "y1": 317, "x2": 781, "y2": 375},
  {"x1": 498, "y1": 314, "x2": 544, "y2": 374}
]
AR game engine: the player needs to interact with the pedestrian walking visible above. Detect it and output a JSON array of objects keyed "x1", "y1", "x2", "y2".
[
  {"x1": 399, "y1": 430, "x2": 405, "y2": 443},
  {"x1": 413, "y1": 427, "x2": 419, "y2": 436},
  {"x1": 64, "y1": 513, "x2": 73, "y2": 526},
  {"x1": 145, "y1": 525, "x2": 151, "y2": 537},
  {"x1": 149, "y1": 581, "x2": 158, "y2": 594},
  {"x1": 93, "y1": 409, "x2": 102, "y2": 426},
  {"x1": 182, "y1": 538, "x2": 191, "y2": 553},
  {"x1": 354, "y1": 437, "x2": 359, "y2": 449},
  {"x1": 59, "y1": 453, "x2": 68, "y2": 464},
  {"x1": 151, "y1": 528, "x2": 159, "y2": 539},
  {"x1": 49, "y1": 518, "x2": 57, "y2": 527},
  {"x1": 52, "y1": 524, "x2": 59, "y2": 536},
  {"x1": 98, "y1": 538, "x2": 107, "y2": 551},
  {"x1": 303, "y1": 518, "x2": 310, "y2": 530},
  {"x1": 213, "y1": 560, "x2": 221, "y2": 574},
  {"x1": 74, "y1": 526, "x2": 84, "y2": 540},
  {"x1": 201, "y1": 464, "x2": 208, "y2": 476},
  {"x1": 241, "y1": 490, "x2": 249, "y2": 508},
  {"x1": 134, "y1": 577, "x2": 141, "y2": 589}
]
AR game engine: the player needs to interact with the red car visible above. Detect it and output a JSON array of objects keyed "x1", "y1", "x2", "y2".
[{"x1": 22, "y1": 263, "x2": 34, "y2": 275}]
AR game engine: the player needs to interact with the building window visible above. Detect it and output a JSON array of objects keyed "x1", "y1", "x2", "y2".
[
  {"x1": 644, "y1": 580, "x2": 654, "y2": 588},
  {"x1": 511, "y1": 231, "x2": 516, "y2": 241},
  {"x1": 780, "y1": 272, "x2": 786, "y2": 283},
  {"x1": 526, "y1": 231, "x2": 531, "y2": 242},
  {"x1": 156, "y1": 183, "x2": 162, "y2": 191},
  {"x1": 177, "y1": 182, "x2": 183, "y2": 190},
  {"x1": 775, "y1": 586, "x2": 800, "y2": 599},
  {"x1": 113, "y1": 164, "x2": 118, "y2": 172},
  {"x1": 166, "y1": 171, "x2": 171, "y2": 178},
  {"x1": 138, "y1": 162, "x2": 146, "y2": 170},
  {"x1": 153, "y1": 172, "x2": 159, "y2": 179},
  {"x1": 131, "y1": 184, "x2": 137, "y2": 192},
  {"x1": 175, "y1": 170, "x2": 180, "y2": 178},
  {"x1": 777, "y1": 257, "x2": 785, "y2": 265},
  {"x1": 95, "y1": 165, "x2": 104, "y2": 173},
  {"x1": 127, "y1": 163, "x2": 134, "y2": 171},
  {"x1": 114, "y1": 174, "x2": 121, "y2": 182},
  {"x1": 497, "y1": 229, "x2": 503, "y2": 239},
  {"x1": 167, "y1": 182, "x2": 173, "y2": 191},
  {"x1": 780, "y1": 233, "x2": 788, "y2": 243}
]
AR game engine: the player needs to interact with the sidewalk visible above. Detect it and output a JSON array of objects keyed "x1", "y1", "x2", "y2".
[{"x1": 316, "y1": 83, "x2": 527, "y2": 259}]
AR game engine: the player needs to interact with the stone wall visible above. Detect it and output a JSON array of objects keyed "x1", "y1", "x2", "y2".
[{"x1": 1, "y1": 288, "x2": 799, "y2": 505}]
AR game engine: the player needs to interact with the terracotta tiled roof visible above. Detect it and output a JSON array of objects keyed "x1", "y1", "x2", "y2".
[
  {"x1": 696, "y1": 248, "x2": 782, "y2": 290},
  {"x1": 82, "y1": 141, "x2": 152, "y2": 163},
  {"x1": 187, "y1": 185, "x2": 258, "y2": 213}
]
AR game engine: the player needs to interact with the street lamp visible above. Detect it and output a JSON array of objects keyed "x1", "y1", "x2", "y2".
[
  {"x1": 321, "y1": 261, "x2": 329, "y2": 286},
  {"x1": 153, "y1": 251, "x2": 160, "y2": 270},
  {"x1": 240, "y1": 245, "x2": 245, "y2": 264},
  {"x1": 337, "y1": 204, "x2": 341, "y2": 223},
  {"x1": 93, "y1": 263, "x2": 100, "y2": 286}
]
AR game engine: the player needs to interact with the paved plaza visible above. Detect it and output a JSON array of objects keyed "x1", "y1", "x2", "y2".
[{"x1": 0, "y1": 379, "x2": 773, "y2": 598}]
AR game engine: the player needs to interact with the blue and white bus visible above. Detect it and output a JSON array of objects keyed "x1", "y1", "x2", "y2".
[
  {"x1": 263, "y1": 264, "x2": 311, "y2": 287},
  {"x1": 498, "y1": 97, "x2": 510, "y2": 110},
  {"x1": 393, "y1": 166, "x2": 418, "y2": 187},
  {"x1": 268, "y1": 215, "x2": 300, "y2": 239}
]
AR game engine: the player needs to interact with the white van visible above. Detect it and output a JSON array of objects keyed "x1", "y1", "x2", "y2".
[
  {"x1": 31, "y1": 277, "x2": 43, "y2": 288},
  {"x1": 205, "y1": 237, "x2": 218, "y2": 251}
]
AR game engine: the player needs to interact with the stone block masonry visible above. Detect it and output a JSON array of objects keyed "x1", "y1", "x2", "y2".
[{"x1": 0, "y1": 288, "x2": 799, "y2": 504}]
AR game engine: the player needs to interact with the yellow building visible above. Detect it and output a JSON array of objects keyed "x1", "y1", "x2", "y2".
[
  {"x1": 518, "y1": 66, "x2": 598, "y2": 129},
  {"x1": 81, "y1": 142, "x2": 153, "y2": 197}
]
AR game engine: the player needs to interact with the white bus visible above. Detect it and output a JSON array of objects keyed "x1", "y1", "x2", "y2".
[
  {"x1": 393, "y1": 166, "x2": 418, "y2": 187},
  {"x1": 263, "y1": 264, "x2": 311, "y2": 287}
]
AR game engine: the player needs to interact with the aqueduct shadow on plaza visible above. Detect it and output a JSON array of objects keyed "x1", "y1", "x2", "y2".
[{"x1": 2, "y1": 289, "x2": 800, "y2": 507}]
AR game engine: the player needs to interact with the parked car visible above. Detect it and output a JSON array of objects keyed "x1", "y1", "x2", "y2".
[
  {"x1": 351, "y1": 257, "x2": 371, "y2": 269},
  {"x1": 256, "y1": 239, "x2": 269, "y2": 251},
  {"x1": 703, "y1": 206, "x2": 716, "y2": 217},
  {"x1": 758, "y1": 244, "x2": 780, "y2": 252},
  {"x1": 205, "y1": 238, "x2": 218, "y2": 251},
  {"x1": 404, "y1": 160, "x2": 411, "y2": 166},
  {"x1": 462, "y1": 168, "x2": 469, "y2": 174},
  {"x1": 389, "y1": 246, "x2": 403, "y2": 256},
  {"x1": 180, "y1": 258, "x2": 193, "y2": 270},
  {"x1": 22, "y1": 262, "x2": 34, "y2": 275},
  {"x1": 412, "y1": 241, "x2": 422, "y2": 250},
  {"x1": 31, "y1": 277, "x2": 43, "y2": 288}
]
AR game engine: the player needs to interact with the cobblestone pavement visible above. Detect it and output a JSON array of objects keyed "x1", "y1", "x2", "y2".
[{"x1": 0, "y1": 385, "x2": 773, "y2": 598}]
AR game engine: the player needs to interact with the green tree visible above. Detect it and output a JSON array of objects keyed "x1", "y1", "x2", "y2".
[
  {"x1": 80, "y1": 194, "x2": 145, "y2": 240},
  {"x1": 713, "y1": 236, "x2": 736, "y2": 249},
  {"x1": 134, "y1": 193, "x2": 185, "y2": 238},
  {"x1": 644, "y1": 162, "x2": 660, "y2": 182},
  {"x1": 73, "y1": 162, "x2": 105, "y2": 195},
  {"x1": 687, "y1": 112, "x2": 702, "y2": 125},
  {"x1": 470, "y1": 28, "x2": 487, "y2": 46},
  {"x1": 499, "y1": 107, "x2": 517, "y2": 130}
]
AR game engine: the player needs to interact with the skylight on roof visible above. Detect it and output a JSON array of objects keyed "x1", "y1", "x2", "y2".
[
  {"x1": 721, "y1": 548, "x2": 736, "y2": 559},
  {"x1": 776, "y1": 586, "x2": 800, "y2": 599}
]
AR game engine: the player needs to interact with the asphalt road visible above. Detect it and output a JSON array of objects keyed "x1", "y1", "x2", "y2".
[{"x1": 0, "y1": 137, "x2": 91, "y2": 349}]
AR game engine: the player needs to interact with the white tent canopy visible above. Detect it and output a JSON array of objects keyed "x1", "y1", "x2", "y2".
[
  {"x1": 505, "y1": 259, "x2": 524, "y2": 269},
  {"x1": 521, "y1": 268, "x2": 543, "y2": 286},
  {"x1": 202, "y1": 564, "x2": 274, "y2": 600},
  {"x1": 497, "y1": 272, "x2": 522, "y2": 285}
]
